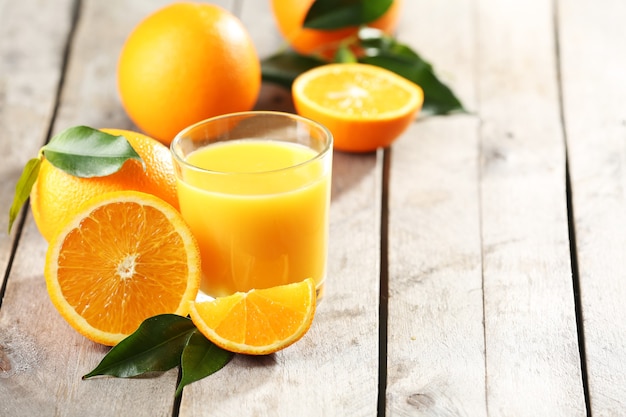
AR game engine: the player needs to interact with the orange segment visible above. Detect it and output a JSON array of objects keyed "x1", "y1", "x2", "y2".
[
  {"x1": 189, "y1": 278, "x2": 317, "y2": 355},
  {"x1": 292, "y1": 63, "x2": 424, "y2": 153},
  {"x1": 44, "y1": 190, "x2": 201, "y2": 346}
]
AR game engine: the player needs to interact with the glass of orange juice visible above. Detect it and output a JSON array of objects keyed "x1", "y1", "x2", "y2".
[{"x1": 171, "y1": 111, "x2": 333, "y2": 300}]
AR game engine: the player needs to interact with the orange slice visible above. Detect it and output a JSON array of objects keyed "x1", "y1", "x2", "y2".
[
  {"x1": 189, "y1": 278, "x2": 316, "y2": 355},
  {"x1": 292, "y1": 63, "x2": 424, "y2": 153},
  {"x1": 44, "y1": 190, "x2": 201, "y2": 346}
]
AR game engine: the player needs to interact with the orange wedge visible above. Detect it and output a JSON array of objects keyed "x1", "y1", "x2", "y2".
[
  {"x1": 44, "y1": 190, "x2": 201, "y2": 346},
  {"x1": 189, "y1": 278, "x2": 317, "y2": 355},
  {"x1": 292, "y1": 63, "x2": 424, "y2": 153}
]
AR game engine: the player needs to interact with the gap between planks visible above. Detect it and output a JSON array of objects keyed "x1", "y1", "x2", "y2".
[
  {"x1": 552, "y1": 0, "x2": 591, "y2": 414},
  {"x1": 377, "y1": 148, "x2": 392, "y2": 417}
]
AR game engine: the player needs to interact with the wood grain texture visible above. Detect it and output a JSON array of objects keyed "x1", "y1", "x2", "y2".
[
  {"x1": 0, "y1": 1, "x2": 80, "y2": 415},
  {"x1": 0, "y1": 1, "x2": 188, "y2": 415},
  {"x1": 387, "y1": 116, "x2": 486, "y2": 417},
  {"x1": 0, "y1": 0, "x2": 71, "y2": 287},
  {"x1": 477, "y1": 0, "x2": 586, "y2": 415},
  {"x1": 558, "y1": 0, "x2": 626, "y2": 414},
  {"x1": 386, "y1": 0, "x2": 487, "y2": 416}
]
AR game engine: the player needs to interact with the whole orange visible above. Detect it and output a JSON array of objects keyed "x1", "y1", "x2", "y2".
[
  {"x1": 117, "y1": 2, "x2": 261, "y2": 145},
  {"x1": 30, "y1": 129, "x2": 179, "y2": 242},
  {"x1": 270, "y1": 0, "x2": 403, "y2": 56}
]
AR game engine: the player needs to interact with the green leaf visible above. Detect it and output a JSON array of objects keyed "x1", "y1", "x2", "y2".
[
  {"x1": 43, "y1": 126, "x2": 145, "y2": 178},
  {"x1": 83, "y1": 314, "x2": 196, "y2": 379},
  {"x1": 334, "y1": 44, "x2": 358, "y2": 63},
  {"x1": 261, "y1": 27, "x2": 467, "y2": 117},
  {"x1": 304, "y1": 0, "x2": 393, "y2": 30},
  {"x1": 261, "y1": 51, "x2": 326, "y2": 89},
  {"x1": 356, "y1": 28, "x2": 466, "y2": 115},
  {"x1": 8, "y1": 157, "x2": 41, "y2": 233},
  {"x1": 175, "y1": 330, "x2": 234, "y2": 396}
]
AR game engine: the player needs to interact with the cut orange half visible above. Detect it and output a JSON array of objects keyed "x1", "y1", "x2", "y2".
[
  {"x1": 189, "y1": 278, "x2": 317, "y2": 355},
  {"x1": 292, "y1": 63, "x2": 424, "y2": 153},
  {"x1": 44, "y1": 190, "x2": 201, "y2": 346}
]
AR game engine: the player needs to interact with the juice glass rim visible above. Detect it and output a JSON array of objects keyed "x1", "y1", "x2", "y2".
[{"x1": 170, "y1": 111, "x2": 333, "y2": 177}]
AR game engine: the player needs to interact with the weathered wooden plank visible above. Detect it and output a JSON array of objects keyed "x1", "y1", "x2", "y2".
[
  {"x1": 385, "y1": 1, "x2": 487, "y2": 415},
  {"x1": 476, "y1": 0, "x2": 586, "y2": 415},
  {"x1": 0, "y1": 0, "x2": 69, "y2": 288},
  {"x1": 387, "y1": 117, "x2": 486, "y2": 417},
  {"x1": 558, "y1": 0, "x2": 626, "y2": 414},
  {"x1": 1, "y1": 0, "x2": 200, "y2": 415},
  {"x1": 0, "y1": 0, "x2": 78, "y2": 415},
  {"x1": 177, "y1": 2, "x2": 382, "y2": 416}
]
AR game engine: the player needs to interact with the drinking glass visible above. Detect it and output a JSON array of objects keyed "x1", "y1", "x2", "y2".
[{"x1": 171, "y1": 111, "x2": 333, "y2": 300}]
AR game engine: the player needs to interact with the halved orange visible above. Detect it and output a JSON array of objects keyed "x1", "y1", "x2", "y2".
[
  {"x1": 44, "y1": 190, "x2": 201, "y2": 346},
  {"x1": 292, "y1": 63, "x2": 424, "y2": 153},
  {"x1": 189, "y1": 278, "x2": 317, "y2": 355}
]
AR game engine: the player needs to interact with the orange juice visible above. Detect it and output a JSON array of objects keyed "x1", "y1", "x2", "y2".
[{"x1": 176, "y1": 139, "x2": 331, "y2": 298}]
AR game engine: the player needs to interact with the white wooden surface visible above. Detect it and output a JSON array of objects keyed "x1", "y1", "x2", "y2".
[
  {"x1": 476, "y1": 0, "x2": 586, "y2": 414},
  {"x1": 1, "y1": 1, "x2": 183, "y2": 416},
  {"x1": 1, "y1": 0, "x2": 626, "y2": 415},
  {"x1": 559, "y1": 0, "x2": 626, "y2": 415},
  {"x1": 0, "y1": 0, "x2": 70, "y2": 272},
  {"x1": 386, "y1": 0, "x2": 487, "y2": 415}
]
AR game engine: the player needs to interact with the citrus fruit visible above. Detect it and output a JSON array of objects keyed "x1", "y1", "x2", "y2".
[
  {"x1": 117, "y1": 2, "x2": 261, "y2": 145},
  {"x1": 189, "y1": 278, "x2": 317, "y2": 355},
  {"x1": 271, "y1": 0, "x2": 403, "y2": 57},
  {"x1": 292, "y1": 63, "x2": 424, "y2": 152},
  {"x1": 44, "y1": 190, "x2": 201, "y2": 346},
  {"x1": 30, "y1": 128, "x2": 178, "y2": 242}
]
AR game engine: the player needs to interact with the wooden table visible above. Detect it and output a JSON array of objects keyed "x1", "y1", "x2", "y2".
[{"x1": 1, "y1": 0, "x2": 625, "y2": 415}]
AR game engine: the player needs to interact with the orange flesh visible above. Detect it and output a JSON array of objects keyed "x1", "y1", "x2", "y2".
[
  {"x1": 190, "y1": 279, "x2": 316, "y2": 354},
  {"x1": 301, "y1": 69, "x2": 417, "y2": 117},
  {"x1": 56, "y1": 202, "x2": 191, "y2": 335}
]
